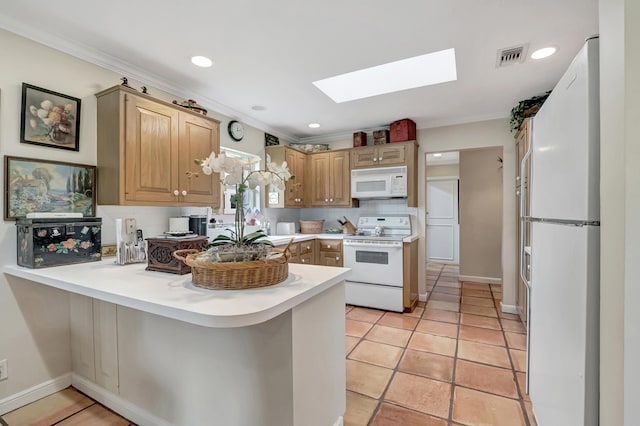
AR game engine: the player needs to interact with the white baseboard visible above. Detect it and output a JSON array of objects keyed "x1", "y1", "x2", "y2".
[
  {"x1": 71, "y1": 374, "x2": 170, "y2": 426},
  {"x1": 419, "y1": 293, "x2": 428, "y2": 302},
  {"x1": 458, "y1": 275, "x2": 502, "y2": 285},
  {"x1": 500, "y1": 303, "x2": 519, "y2": 315},
  {"x1": 334, "y1": 415, "x2": 344, "y2": 426},
  {"x1": 0, "y1": 373, "x2": 71, "y2": 415}
]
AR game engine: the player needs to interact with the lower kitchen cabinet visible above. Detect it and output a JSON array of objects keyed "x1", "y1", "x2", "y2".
[
  {"x1": 317, "y1": 239, "x2": 343, "y2": 267},
  {"x1": 403, "y1": 239, "x2": 419, "y2": 312},
  {"x1": 70, "y1": 294, "x2": 119, "y2": 393}
]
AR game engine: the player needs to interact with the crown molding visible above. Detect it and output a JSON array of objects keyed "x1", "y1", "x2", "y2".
[{"x1": 0, "y1": 16, "x2": 298, "y2": 144}]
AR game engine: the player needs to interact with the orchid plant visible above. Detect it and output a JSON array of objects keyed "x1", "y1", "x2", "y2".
[{"x1": 189, "y1": 151, "x2": 293, "y2": 257}]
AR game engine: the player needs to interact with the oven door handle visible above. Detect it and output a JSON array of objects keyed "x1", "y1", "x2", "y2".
[{"x1": 343, "y1": 240, "x2": 403, "y2": 248}]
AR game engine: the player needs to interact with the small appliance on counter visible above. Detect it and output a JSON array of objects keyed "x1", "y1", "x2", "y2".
[
  {"x1": 276, "y1": 222, "x2": 296, "y2": 235},
  {"x1": 16, "y1": 214, "x2": 102, "y2": 268}
]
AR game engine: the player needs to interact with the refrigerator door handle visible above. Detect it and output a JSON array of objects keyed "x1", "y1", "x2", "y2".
[{"x1": 519, "y1": 137, "x2": 533, "y2": 395}]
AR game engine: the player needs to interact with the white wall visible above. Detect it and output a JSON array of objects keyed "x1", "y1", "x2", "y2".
[
  {"x1": 0, "y1": 29, "x2": 270, "y2": 402},
  {"x1": 599, "y1": 1, "x2": 640, "y2": 424}
]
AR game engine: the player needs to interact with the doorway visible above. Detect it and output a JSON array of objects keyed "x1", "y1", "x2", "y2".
[{"x1": 426, "y1": 152, "x2": 460, "y2": 264}]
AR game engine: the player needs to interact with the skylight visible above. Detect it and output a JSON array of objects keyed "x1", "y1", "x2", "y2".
[{"x1": 312, "y1": 48, "x2": 457, "y2": 103}]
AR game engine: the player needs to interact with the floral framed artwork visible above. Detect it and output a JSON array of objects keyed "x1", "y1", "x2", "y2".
[
  {"x1": 20, "y1": 83, "x2": 81, "y2": 151},
  {"x1": 4, "y1": 156, "x2": 96, "y2": 220}
]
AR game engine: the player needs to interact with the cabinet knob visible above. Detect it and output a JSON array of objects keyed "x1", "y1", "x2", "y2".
[
  {"x1": 516, "y1": 190, "x2": 521, "y2": 196},
  {"x1": 301, "y1": 259, "x2": 306, "y2": 263},
  {"x1": 373, "y1": 158, "x2": 377, "y2": 162},
  {"x1": 327, "y1": 244, "x2": 331, "y2": 249},
  {"x1": 173, "y1": 190, "x2": 179, "y2": 196},
  {"x1": 379, "y1": 157, "x2": 383, "y2": 161},
  {"x1": 329, "y1": 198, "x2": 333, "y2": 202},
  {"x1": 181, "y1": 190, "x2": 188, "y2": 196},
  {"x1": 335, "y1": 256, "x2": 340, "y2": 261},
  {"x1": 306, "y1": 245, "x2": 311, "y2": 250},
  {"x1": 516, "y1": 176, "x2": 521, "y2": 181},
  {"x1": 325, "y1": 198, "x2": 329, "y2": 202}
]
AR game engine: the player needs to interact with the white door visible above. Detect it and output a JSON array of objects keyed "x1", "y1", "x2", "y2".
[{"x1": 426, "y1": 178, "x2": 459, "y2": 263}]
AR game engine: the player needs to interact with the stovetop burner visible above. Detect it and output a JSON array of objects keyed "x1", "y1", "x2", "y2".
[{"x1": 344, "y1": 215, "x2": 412, "y2": 242}]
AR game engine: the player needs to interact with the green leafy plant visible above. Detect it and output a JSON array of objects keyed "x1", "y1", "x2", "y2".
[{"x1": 509, "y1": 91, "x2": 551, "y2": 132}]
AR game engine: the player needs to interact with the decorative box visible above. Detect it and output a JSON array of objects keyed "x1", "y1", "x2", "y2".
[
  {"x1": 146, "y1": 236, "x2": 208, "y2": 274},
  {"x1": 16, "y1": 218, "x2": 102, "y2": 268},
  {"x1": 389, "y1": 118, "x2": 416, "y2": 142},
  {"x1": 373, "y1": 129, "x2": 390, "y2": 145},
  {"x1": 353, "y1": 131, "x2": 367, "y2": 147}
]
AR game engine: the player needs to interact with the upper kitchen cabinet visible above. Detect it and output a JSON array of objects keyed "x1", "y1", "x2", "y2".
[
  {"x1": 265, "y1": 145, "x2": 306, "y2": 208},
  {"x1": 351, "y1": 141, "x2": 415, "y2": 169},
  {"x1": 309, "y1": 150, "x2": 353, "y2": 207},
  {"x1": 95, "y1": 86, "x2": 220, "y2": 207}
]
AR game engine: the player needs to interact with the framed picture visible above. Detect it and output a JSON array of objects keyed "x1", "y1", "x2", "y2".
[
  {"x1": 20, "y1": 83, "x2": 81, "y2": 151},
  {"x1": 265, "y1": 132, "x2": 279, "y2": 146},
  {"x1": 4, "y1": 156, "x2": 96, "y2": 220}
]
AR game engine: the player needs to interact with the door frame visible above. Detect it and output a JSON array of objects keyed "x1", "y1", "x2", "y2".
[{"x1": 426, "y1": 175, "x2": 460, "y2": 264}]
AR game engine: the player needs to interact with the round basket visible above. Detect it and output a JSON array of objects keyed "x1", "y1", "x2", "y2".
[{"x1": 173, "y1": 247, "x2": 290, "y2": 290}]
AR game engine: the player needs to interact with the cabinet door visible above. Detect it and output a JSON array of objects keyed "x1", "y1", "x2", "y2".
[
  {"x1": 178, "y1": 113, "x2": 220, "y2": 206},
  {"x1": 317, "y1": 251, "x2": 343, "y2": 267},
  {"x1": 377, "y1": 145, "x2": 406, "y2": 166},
  {"x1": 124, "y1": 94, "x2": 179, "y2": 203},
  {"x1": 351, "y1": 147, "x2": 377, "y2": 168},
  {"x1": 284, "y1": 148, "x2": 306, "y2": 207},
  {"x1": 309, "y1": 153, "x2": 331, "y2": 206},
  {"x1": 330, "y1": 151, "x2": 351, "y2": 206},
  {"x1": 93, "y1": 300, "x2": 119, "y2": 393}
]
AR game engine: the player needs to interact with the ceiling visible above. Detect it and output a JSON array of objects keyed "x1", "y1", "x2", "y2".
[{"x1": 0, "y1": 1, "x2": 598, "y2": 141}]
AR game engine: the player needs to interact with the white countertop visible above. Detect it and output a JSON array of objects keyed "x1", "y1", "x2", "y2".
[{"x1": 3, "y1": 262, "x2": 350, "y2": 329}]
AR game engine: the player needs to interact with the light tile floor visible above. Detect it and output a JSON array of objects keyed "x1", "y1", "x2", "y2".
[
  {"x1": 0, "y1": 387, "x2": 134, "y2": 426},
  {"x1": 344, "y1": 263, "x2": 537, "y2": 426}
]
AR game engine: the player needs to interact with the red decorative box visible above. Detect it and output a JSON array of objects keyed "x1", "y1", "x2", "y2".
[
  {"x1": 389, "y1": 118, "x2": 416, "y2": 142},
  {"x1": 373, "y1": 129, "x2": 390, "y2": 145},
  {"x1": 353, "y1": 131, "x2": 367, "y2": 147}
]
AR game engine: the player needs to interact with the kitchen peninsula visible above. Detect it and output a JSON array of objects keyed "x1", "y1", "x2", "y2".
[{"x1": 3, "y1": 262, "x2": 349, "y2": 426}]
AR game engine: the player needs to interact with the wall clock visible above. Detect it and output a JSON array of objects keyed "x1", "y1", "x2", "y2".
[{"x1": 228, "y1": 120, "x2": 244, "y2": 141}]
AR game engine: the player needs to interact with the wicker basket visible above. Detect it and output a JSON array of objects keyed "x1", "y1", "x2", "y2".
[
  {"x1": 173, "y1": 246, "x2": 290, "y2": 290},
  {"x1": 299, "y1": 220, "x2": 324, "y2": 234}
]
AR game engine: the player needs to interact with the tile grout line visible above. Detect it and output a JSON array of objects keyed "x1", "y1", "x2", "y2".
[{"x1": 491, "y1": 285, "x2": 532, "y2": 426}]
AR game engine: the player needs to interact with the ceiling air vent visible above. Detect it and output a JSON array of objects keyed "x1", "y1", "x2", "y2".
[{"x1": 496, "y1": 44, "x2": 528, "y2": 68}]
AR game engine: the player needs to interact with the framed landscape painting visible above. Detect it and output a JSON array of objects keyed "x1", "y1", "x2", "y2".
[
  {"x1": 20, "y1": 83, "x2": 81, "y2": 151},
  {"x1": 4, "y1": 156, "x2": 96, "y2": 220}
]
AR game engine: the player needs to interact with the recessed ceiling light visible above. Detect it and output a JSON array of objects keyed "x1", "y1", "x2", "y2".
[
  {"x1": 433, "y1": 153, "x2": 443, "y2": 157},
  {"x1": 531, "y1": 47, "x2": 556, "y2": 60},
  {"x1": 191, "y1": 55, "x2": 213, "y2": 68},
  {"x1": 308, "y1": 123, "x2": 321, "y2": 128},
  {"x1": 312, "y1": 48, "x2": 457, "y2": 103},
  {"x1": 251, "y1": 105, "x2": 266, "y2": 111}
]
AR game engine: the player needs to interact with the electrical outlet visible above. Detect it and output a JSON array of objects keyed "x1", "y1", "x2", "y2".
[{"x1": 0, "y1": 359, "x2": 7, "y2": 381}]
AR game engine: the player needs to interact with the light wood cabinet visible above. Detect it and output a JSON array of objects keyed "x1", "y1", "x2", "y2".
[
  {"x1": 403, "y1": 240, "x2": 419, "y2": 312},
  {"x1": 351, "y1": 142, "x2": 410, "y2": 168},
  {"x1": 266, "y1": 146, "x2": 306, "y2": 208},
  {"x1": 96, "y1": 86, "x2": 220, "y2": 207},
  {"x1": 316, "y1": 239, "x2": 343, "y2": 267},
  {"x1": 277, "y1": 239, "x2": 316, "y2": 265},
  {"x1": 309, "y1": 150, "x2": 352, "y2": 207},
  {"x1": 515, "y1": 118, "x2": 531, "y2": 327}
]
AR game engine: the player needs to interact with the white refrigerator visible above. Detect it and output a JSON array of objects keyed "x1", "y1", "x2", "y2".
[{"x1": 525, "y1": 37, "x2": 600, "y2": 426}]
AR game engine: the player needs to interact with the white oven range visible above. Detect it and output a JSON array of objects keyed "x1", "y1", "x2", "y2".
[{"x1": 343, "y1": 215, "x2": 412, "y2": 312}]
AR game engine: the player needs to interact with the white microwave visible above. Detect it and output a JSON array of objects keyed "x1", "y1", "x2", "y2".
[{"x1": 351, "y1": 166, "x2": 408, "y2": 199}]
